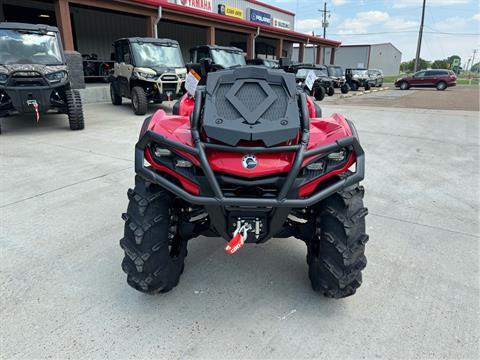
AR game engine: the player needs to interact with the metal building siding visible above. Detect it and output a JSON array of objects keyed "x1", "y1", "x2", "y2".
[
  {"x1": 157, "y1": 21, "x2": 207, "y2": 60},
  {"x1": 369, "y1": 43, "x2": 402, "y2": 75},
  {"x1": 71, "y1": 6, "x2": 146, "y2": 60},
  {"x1": 333, "y1": 46, "x2": 370, "y2": 69},
  {"x1": 166, "y1": 0, "x2": 294, "y2": 29}
]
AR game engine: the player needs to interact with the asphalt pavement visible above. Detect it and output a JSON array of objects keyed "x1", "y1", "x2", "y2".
[{"x1": 1, "y1": 98, "x2": 479, "y2": 359}]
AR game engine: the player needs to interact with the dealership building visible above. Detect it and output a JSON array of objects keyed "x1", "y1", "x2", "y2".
[
  {"x1": 0, "y1": 0, "x2": 340, "y2": 64},
  {"x1": 292, "y1": 42, "x2": 403, "y2": 75}
]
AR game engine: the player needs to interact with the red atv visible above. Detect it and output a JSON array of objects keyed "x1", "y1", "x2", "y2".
[{"x1": 120, "y1": 66, "x2": 368, "y2": 298}]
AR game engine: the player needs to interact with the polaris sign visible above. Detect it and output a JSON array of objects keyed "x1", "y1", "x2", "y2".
[{"x1": 248, "y1": 8, "x2": 272, "y2": 26}]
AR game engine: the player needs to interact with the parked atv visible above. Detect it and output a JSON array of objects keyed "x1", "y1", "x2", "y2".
[
  {"x1": 288, "y1": 64, "x2": 335, "y2": 101},
  {"x1": 82, "y1": 53, "x2": 113, "y2": 82},
  {"x1": 327, "y1": 65, "x2": 349, "y2": 94},
  {"x1": 345, "y1": 68, "x2": 374, "y2": 91},
  {"x1": 120, "y1": 66, "x2": 369, "y2": 298},
  {"x1": 109, "y1": 38, "x2": 187, "y2": 115},
  {"x1": 0, "y1": 22, "x2": 85, "y2": 134}
]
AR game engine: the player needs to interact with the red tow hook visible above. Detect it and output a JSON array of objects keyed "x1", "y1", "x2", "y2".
[
  {"x1": 225, "y1": 223, "x2": 251, "y2": 255},
  {"x1": 27, "y1": 100, "x2": 40, "y2": 122}
]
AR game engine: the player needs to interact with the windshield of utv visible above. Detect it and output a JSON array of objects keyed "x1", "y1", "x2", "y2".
[
  {"x1": 296, "y1": 68, "x2": 328, "y2": 79},
  {"x1": 132, "y1": 42, "x2": 184, "y2": 68},
  {"x1": 0, "y1": 29, "x2": 62, "y2": 65},
  {"x1": 211, "y1": 49, "x2": 246, "y2": 68},
  {"x1": 328, "y1": 67, "x2": 343, "y2": 77}
]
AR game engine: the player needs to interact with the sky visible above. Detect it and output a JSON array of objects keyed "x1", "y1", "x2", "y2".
[{"x1": 270, "y1": 0, "x2": 480, "y2": 66}]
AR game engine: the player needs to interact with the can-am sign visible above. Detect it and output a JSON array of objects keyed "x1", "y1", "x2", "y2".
[
  {"x1": 218, "y1": 4, "x2": 244, "y2": 20},
  {"x1": 273, "y1": 18, "x2": 290, "y2": 30},
  {"x1": 176, "y1": 0, "x2": 212, "y2": 12},
  {"x1": 248, "y1": 8, "x2": 272, "y2": 26}
]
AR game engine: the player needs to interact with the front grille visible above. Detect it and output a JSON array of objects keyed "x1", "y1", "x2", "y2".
[
  {"x1": 8, "y1": 73, "x2": 47, "y2": 87},
  {"x1": 161, "y1": 74, "x2": 178, "y2": 81},
  {"x1": 222, "y1": 185, "x2": 279, "y2": 198},
  {"x1": 163, "y1": 83, "x2": 177, "y2": 93}
]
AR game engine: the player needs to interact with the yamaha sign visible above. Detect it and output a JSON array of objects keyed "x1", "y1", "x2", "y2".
[{"x1": 176, "y1": 0, "x2": 213, "y2": 12}]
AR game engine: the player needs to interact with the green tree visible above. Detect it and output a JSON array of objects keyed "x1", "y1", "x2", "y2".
[
  {"x1": 400, "y1": 58, "x2": 431, "y2": 73},
  {"x1": 447, "y1": 55, "x2": 461, "y2": 65},
  {"x1": 431, "y1": 59, "x2": 449, "y2": 69}
]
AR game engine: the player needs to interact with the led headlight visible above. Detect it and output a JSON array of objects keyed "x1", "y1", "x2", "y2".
[
  {"x1": 327, "y1": 148, "x2": 347, "y2": 162},
  {"x1": 153, "y1": 147, "x2": 171, "y2": 157},
  {"x1": 135, "y1": 71, "x2": 157, "y2": 80},
  {"x1": 0, "y1": 73, "x2": 8, "y2": 83},
  {"x1": 306, "y1": 159, "x2": 325, "y2": 171},
  {"x1": 45, "y1": 71, "x2": 67, "y2": 83},
  {"x1": 175, "y1": 159, "x2": 193, "y2": 168}
]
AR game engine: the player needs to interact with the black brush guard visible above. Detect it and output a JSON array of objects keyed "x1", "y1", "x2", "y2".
[{"x1": 135, "y1": 90, "x2": 365, "y2": 209}]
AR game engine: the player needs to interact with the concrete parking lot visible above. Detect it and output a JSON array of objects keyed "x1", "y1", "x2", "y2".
[
  {"x1": 1, "y1": 91, "x2": 479, "y2": 359},
  {"x1": 323, "y1": 84, "x2": 480, "y2": 112}
]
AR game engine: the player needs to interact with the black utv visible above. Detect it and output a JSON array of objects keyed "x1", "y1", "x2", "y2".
[
  {"x1": 287, "y1": 64, "x2": 335, "y2": 101},
  {"x1": 0, "y1": 22, "x2": 85, "y2": 134},
  {"x1": 345, "y1": 68, "x2": 374, "y2": 91},
  {"x1": 188, "y1": 45, "x2": 246, "y2": 84},
  {"x1": 327, "y1": 65, "x2": 349, "y2": 94}
]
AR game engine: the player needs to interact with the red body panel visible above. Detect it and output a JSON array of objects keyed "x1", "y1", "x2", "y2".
[
  {"x1": 176, "y1": 94, "x2": 195, "y2": 117},
  {"x1": 147, "y1": 100, "x2": 353, "y2": 194}
]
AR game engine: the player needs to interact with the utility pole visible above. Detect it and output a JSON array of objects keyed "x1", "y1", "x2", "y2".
[
  {"x1": 318, "y1": 2, "x2": 330, "y2": 64},
  {"x1": 414, "y1": 0, "x2": 427, "y2": 72},
  {"x1": 465, "y1": 57, "x2": 471, "y2": 73},
  {"x1": 471, "y1": 49, "x2": 478, "y2": 73}
]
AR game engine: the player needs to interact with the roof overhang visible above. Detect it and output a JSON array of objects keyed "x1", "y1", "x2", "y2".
[{"x1": 131, "y1": 0, "x2": 341, "y2": 47}]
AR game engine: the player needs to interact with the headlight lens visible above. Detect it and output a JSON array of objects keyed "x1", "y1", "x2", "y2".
[
  {"x1": 45, "y1": 71, "x2": 67, "y2": 83},
  {"x1": 0, "y1": 73, "x2": 8, "y2": 83},
  {"x1": 327, "y1": 148, "x2": 347, "y2": 162},
  {"x1": 135, "y1": 71, "x2": 157, "y2": 80},
  {"x1": 306, "y1": 160, "x2": 325, "y2": 171},
  {"x1": 178, "y1": 72, "x2": 186, "y2": 80}
]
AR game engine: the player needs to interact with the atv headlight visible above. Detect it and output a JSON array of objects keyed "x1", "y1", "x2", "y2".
[
  {"x1": 327, "y1": 148, "x2": 347, "y2": 162},
  {"x1": 153, "y1": 146, "x2": 172, "y2": 158},
  {"x1": 306, "y1": 160, "x2": 325, "y2": 171},
  {"x1": 135, "y1": 71, "x2": 157, "y2": 80},
  {"x1": 175, "y1": 159, "x2": 193, "y2": 168},
  {"x1": 0, "y1": 73, "x2": 8, "y2": 84},
  {"x1": 45, "y1": 71, "x2": 67, "y2": 83}
]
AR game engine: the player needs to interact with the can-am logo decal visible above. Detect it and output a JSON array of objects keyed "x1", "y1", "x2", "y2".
[
  {"x1": 177, "y1": 0, "x2": 212, "y2": 12},
  {"x1": 242, "y1": 155, "x2": 258, "y2": 169}
]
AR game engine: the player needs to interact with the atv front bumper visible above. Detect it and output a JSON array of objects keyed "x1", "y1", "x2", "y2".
[{"x1": 135, "y1": 122, "x2": 364, "y2": 209}]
